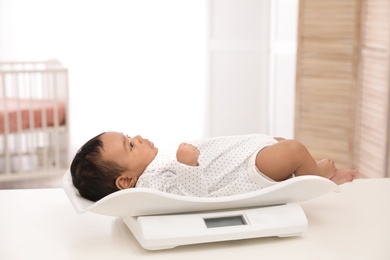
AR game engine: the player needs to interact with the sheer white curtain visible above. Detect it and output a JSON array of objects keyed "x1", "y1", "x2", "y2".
[{"x1": 0, "y1": 0, "x2": 206, "y2": 155}]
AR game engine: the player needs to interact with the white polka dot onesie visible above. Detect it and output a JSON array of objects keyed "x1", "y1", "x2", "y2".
[{"x1": 135, "y1": 134, "x2": 278, "y2": 197}]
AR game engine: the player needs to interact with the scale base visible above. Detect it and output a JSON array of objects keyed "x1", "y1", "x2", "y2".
[{"x1": 123, "y1": 203, "x2": 308, "y2": 250}]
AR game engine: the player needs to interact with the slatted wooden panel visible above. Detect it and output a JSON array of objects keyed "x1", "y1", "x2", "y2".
[
  {"x1": 355, "y1": 0, "x2": 390, "y2": 178},
  {"x1": 295, "y1": 0, "x2": 361, "y2": 168}
]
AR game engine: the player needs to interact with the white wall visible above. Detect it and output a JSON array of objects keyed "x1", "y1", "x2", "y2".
[
  {"x1": 205, "y1": 0, "x2": 298, "y2": 139},
  {"x1": 0, "y1": 0, "x2": 207, "y2": 159},
  {"x1": 268, "y1": 0, "x2": 298, "y2": 138},
  {"x1": 0, "y1": 0, "x2": 298, "y2": 164},
  {"x1": 205, "y1": 0, "x2": 271, "y2": 137}
]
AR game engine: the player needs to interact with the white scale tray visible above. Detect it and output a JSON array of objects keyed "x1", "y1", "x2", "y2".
[{"x1": 62, "y1": 170, "x2": 339, "y2": 250}]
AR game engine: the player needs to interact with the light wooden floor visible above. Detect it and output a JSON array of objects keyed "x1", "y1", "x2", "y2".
[{"x1": 0, "y1": 175, "x2": 63, "y2": 189}]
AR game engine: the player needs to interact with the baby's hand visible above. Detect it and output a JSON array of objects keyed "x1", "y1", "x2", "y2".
[{"x1": 176, "y1": 143, "x2": 200, "y2": 166}]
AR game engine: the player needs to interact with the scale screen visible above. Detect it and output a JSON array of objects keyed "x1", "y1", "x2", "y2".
[{"x1": 204, "y1": 215, "x2": 247, "y2": 228}]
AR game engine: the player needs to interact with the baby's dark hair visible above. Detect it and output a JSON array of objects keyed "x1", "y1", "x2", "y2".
[{"x1": 70, "y1": 132, "x2": 127, "y2": 201}]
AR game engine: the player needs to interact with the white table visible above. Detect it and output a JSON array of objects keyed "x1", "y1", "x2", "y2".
[{"x1": 1, "y1": 178, "x2": 389, "y2": 260}]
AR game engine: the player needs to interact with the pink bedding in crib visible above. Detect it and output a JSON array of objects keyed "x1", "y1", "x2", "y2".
[{"x1": 0, "y1": 98, "x2": 66, "y2": 134}]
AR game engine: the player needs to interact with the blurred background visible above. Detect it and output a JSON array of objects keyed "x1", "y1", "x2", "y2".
[
  {"x1": 0, "y1": 0, "x2": 298, "y2": 147},
  {"x1": 1, "y1": 0, "x2": 388, "y2": 188}
]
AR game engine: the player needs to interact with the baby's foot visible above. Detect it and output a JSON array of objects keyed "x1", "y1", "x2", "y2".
[
  {"x1": 330, "y1": 169, "x2": 358, "y2": 185},
  {"x1": 317, "y1": 159, "x2": 336, "y2": 179}
]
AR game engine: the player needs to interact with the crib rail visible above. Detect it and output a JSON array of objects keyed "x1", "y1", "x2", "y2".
[{"x1": 0, "y1": 60, "x2": 69, "y2": 181}]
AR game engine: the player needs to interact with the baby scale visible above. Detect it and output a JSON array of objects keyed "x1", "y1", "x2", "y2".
[{"x1": 62, "y1": 170, "x2": 339, "y2": 250}]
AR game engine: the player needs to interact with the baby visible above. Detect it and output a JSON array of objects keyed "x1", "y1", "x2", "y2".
[{"x1": 70, "y1": 132, "x2": 358, "y2": 201}]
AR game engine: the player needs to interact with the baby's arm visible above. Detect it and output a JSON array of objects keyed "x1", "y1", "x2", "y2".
[
  {"x1": 174, "y1": 144, "x2": 207, "y2": 196},
  {"x1": 152, "y1": 144, "x2": 206, "y2": 196},
  {"x1": 176, "y1": 143, "x2": 200, "y2": 166}
]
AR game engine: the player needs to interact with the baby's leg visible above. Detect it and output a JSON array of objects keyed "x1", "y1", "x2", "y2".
[{"x1": 255, "y1": 139, "x2": 357, "y2": 184}]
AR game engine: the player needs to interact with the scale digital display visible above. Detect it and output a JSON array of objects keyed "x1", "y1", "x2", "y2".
[{"x1": 204, "y1": 215, "x2": 247, "y2": 228}]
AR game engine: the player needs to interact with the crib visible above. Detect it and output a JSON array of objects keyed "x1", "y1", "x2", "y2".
[{"x1": 0, "y1": 60, "x2": 69, "y2": 181}]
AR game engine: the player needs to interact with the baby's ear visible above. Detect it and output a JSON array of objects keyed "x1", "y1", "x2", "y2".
[{"x1": 115, "y1": 175, "x2": 137, "y2": 190}]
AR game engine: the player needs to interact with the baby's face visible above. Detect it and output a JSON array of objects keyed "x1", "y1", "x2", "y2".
[{"x1": 100, "y1": 132, "x2": 158, "y2": 178}]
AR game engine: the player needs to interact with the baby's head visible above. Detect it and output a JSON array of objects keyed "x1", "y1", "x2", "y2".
[{"x1": 70, "y1": 132, "x2": 158, "y2": 201}]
